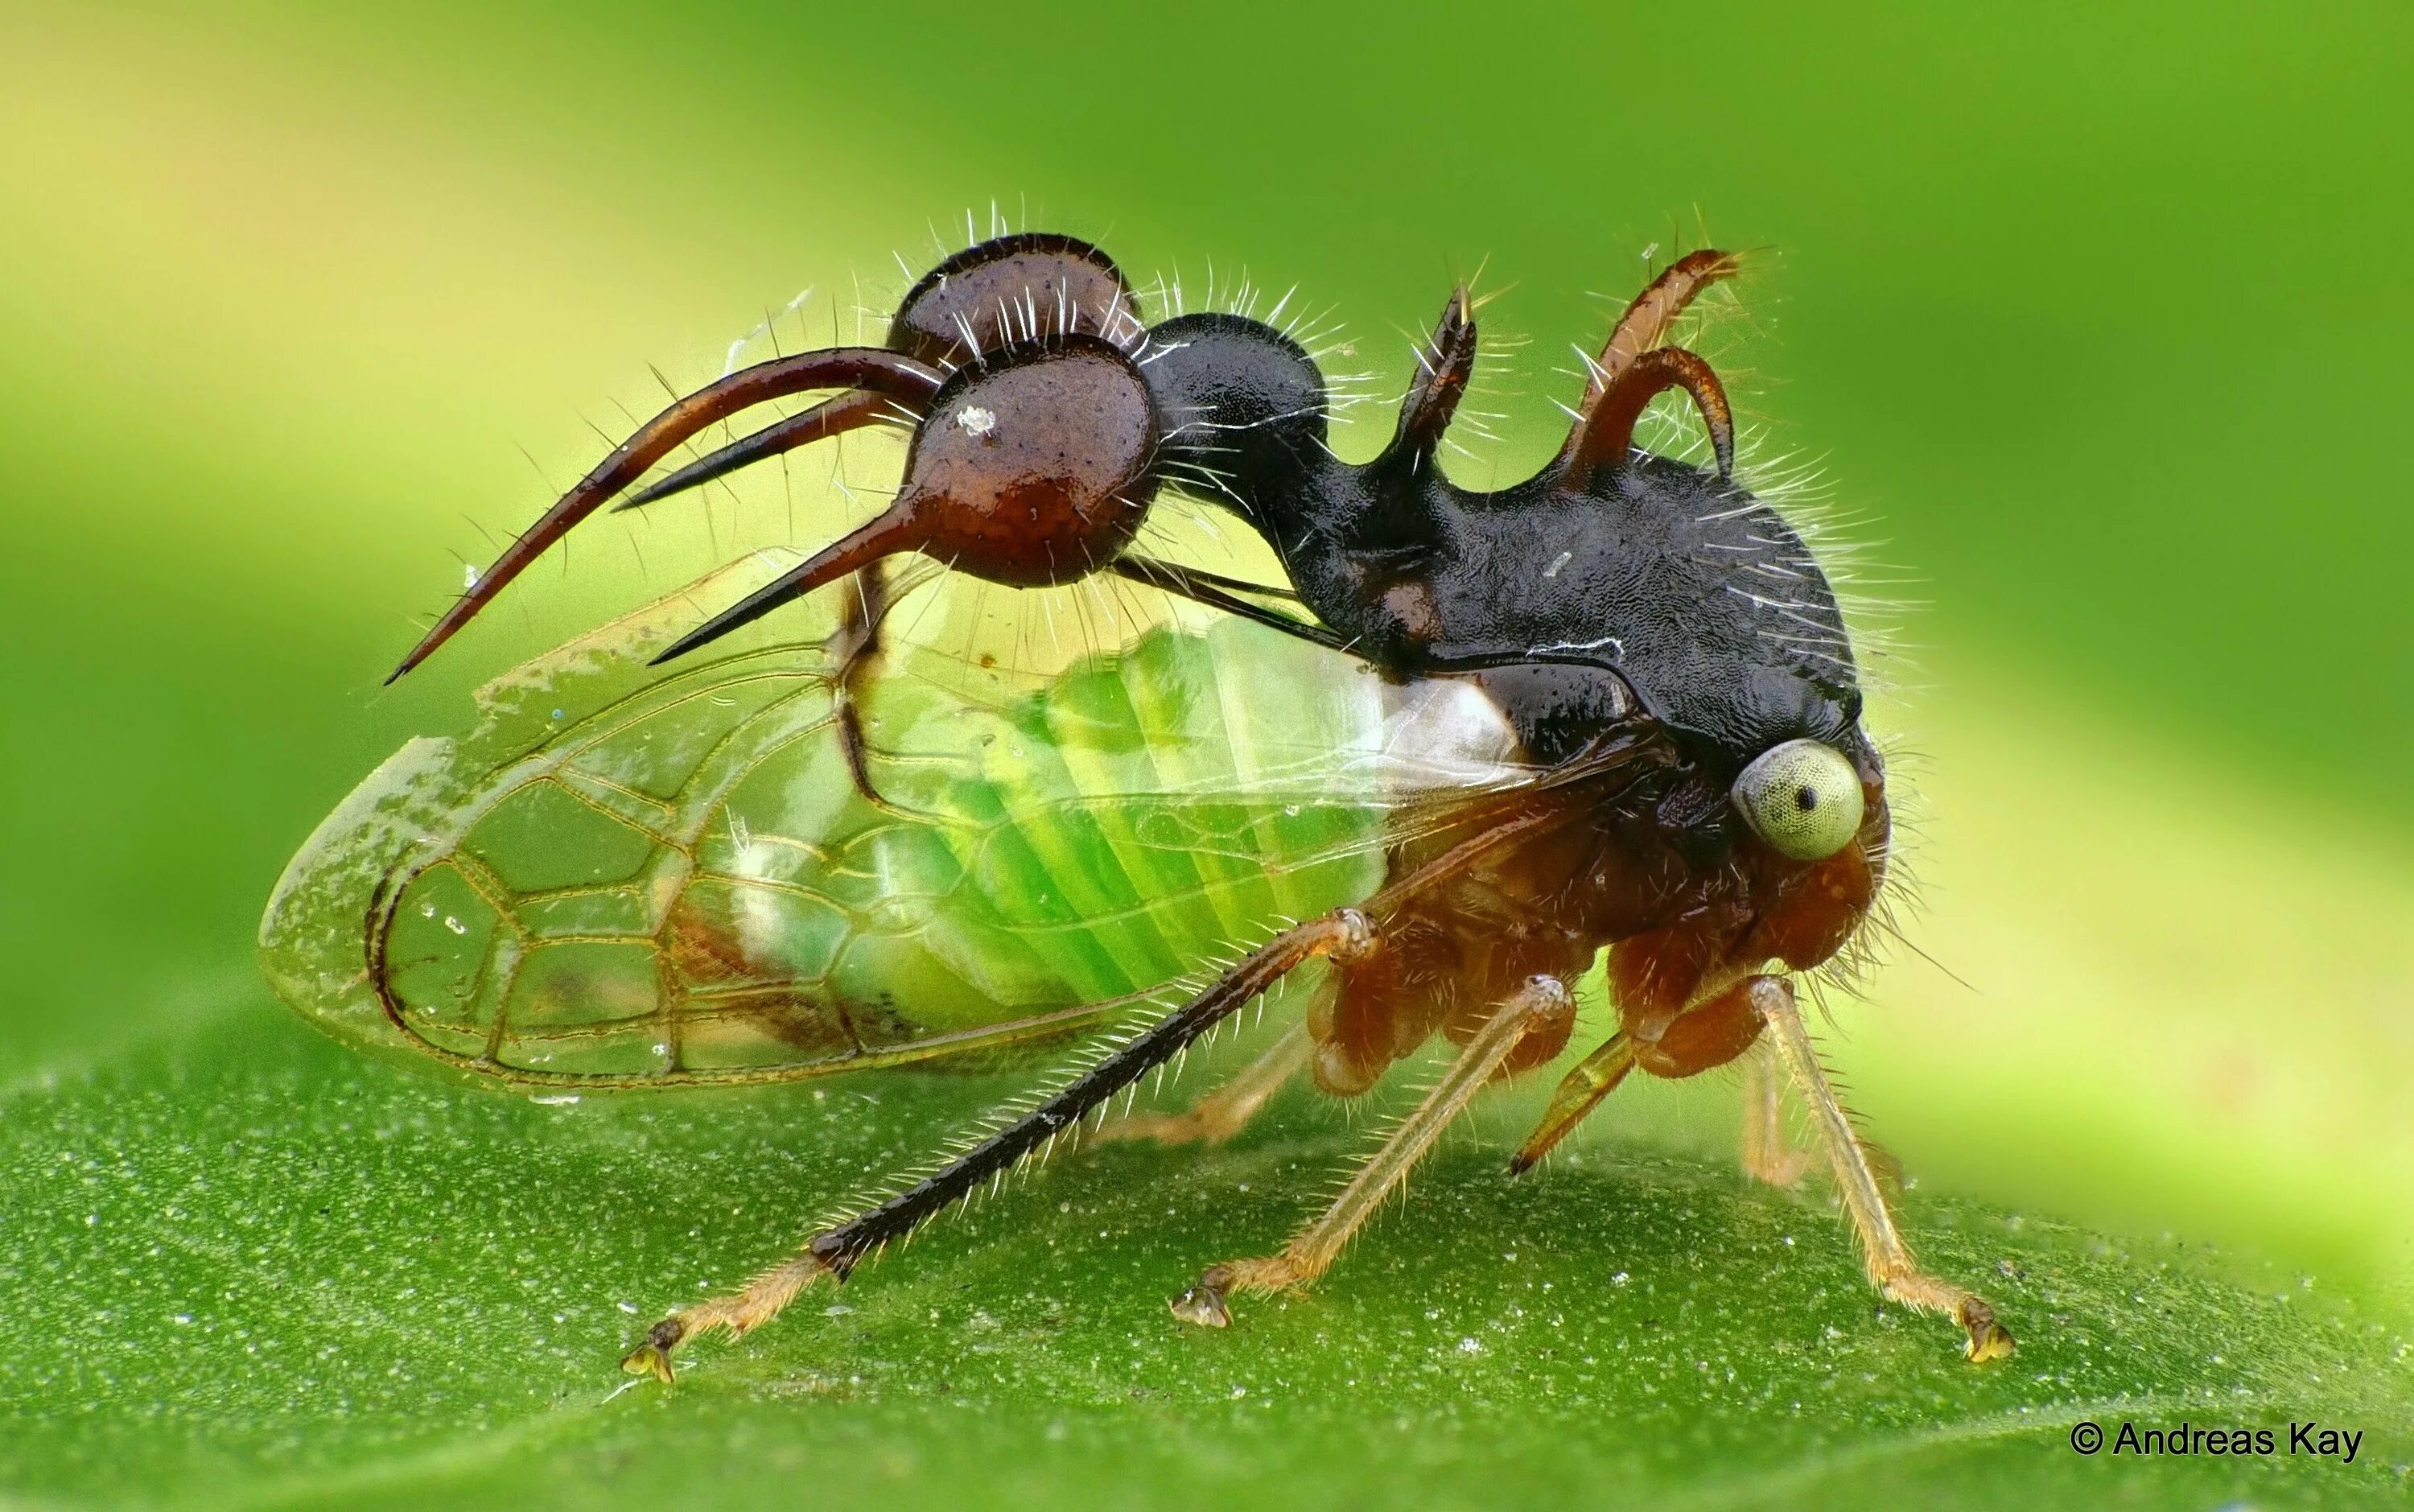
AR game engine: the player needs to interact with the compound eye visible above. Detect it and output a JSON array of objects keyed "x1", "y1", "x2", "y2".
[{"x1": 1732, "y1": 740, "x2": 1865, "y2": 861}]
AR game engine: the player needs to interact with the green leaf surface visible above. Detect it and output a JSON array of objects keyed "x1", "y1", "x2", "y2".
[{"x1": 5, "y1": 1011, "x2": 2407, "y2": 1511}]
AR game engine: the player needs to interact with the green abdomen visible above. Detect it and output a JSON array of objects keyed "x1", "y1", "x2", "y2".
[{"x1": 260, "y1": 558, "x2": 1400, "y2": 1089}]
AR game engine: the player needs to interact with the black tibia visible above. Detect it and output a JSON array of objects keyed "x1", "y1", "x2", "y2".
[
  {"x1": 370, "y1": 232, "x2": 1978, "y2": 1373},
  {"x1": 813, "y1": 909, "x2": 1378, "y2": 1276},
  {"x1": 624, "y1": 813, "x2": 1571, "y2": 1381},
  {"x1": 623, "y1": 908, "x2": 1381, "y2": 1378}
]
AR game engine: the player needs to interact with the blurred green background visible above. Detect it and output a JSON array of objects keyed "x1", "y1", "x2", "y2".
[{"x1": 4, "y1": 2, "x2": 2411, "y2": 1506}]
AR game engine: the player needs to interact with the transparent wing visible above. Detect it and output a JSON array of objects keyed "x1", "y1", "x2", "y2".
[{"x1": 261, "y1": 550, "x2": 1542, "y2": 1090}]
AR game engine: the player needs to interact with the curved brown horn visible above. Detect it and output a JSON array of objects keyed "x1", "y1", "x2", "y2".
[
  {"x1": 1572, "y1": 248, "x2": 1742, "y2": 414},
  {"x1": 650, "y1": 338, "x2": 1160, "y2": 667},
  {"x1": 1374, "y1": 286, "x2": 1477, "y2": 473},
  {"x1": 647, "y1": 508, "x2": 925, "y2": 666},
  {"x1": 386, "y1": 347, "x2": 941, "y2": 682},
  {"x1": 1559, "y1": 345, "x2": 1735, "y2": 488},
  {"x1": 613, "y1": 388, "x2": 915, "y2": 513}
]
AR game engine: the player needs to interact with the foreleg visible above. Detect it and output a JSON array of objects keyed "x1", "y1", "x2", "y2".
[
  {"x1": 1739, "y1": 1036, "x2": 1811, "y2": 1188},
  {"x1": 1753, "y1": 976, "x2": 2013, "y2": 1361}
]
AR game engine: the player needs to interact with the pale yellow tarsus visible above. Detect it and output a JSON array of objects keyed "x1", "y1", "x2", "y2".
[{"x1": 620, "y1": 1249, "x2": 832, "y2": 1385}]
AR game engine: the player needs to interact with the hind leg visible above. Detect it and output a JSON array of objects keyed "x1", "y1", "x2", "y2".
[{"x1": 623, "y1": 909, "x2": 1382, "y2": 1382}]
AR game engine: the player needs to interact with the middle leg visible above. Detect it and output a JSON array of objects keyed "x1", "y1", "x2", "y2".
[{"x1": 1170, "y1": 974, "x2": 1576, "y2": 1327}]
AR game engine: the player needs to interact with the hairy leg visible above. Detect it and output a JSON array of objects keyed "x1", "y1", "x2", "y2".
[
  {"x1": 1739, "y1": 1036, "x2": 1810, "y2": 1188},
  {"x1": 1092, "y1": 1023, "x2": 1312, "y2": 1147},
  {"x1": 1753, "y1": 976, "x2": 2013, "y2": 1361},
  {"x1": 1170, "y1": 975, "x2": 1575, "y2": 1326},
  {"x1": 621, "y1": 908, "x2": 1381, "y2": 1382}
]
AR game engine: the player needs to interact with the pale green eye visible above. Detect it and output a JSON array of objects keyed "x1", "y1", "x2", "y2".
[{"x1": 1732, "y1": 740, "x2": 1865, "y2": 861}]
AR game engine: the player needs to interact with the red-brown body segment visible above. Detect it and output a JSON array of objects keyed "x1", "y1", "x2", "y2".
[{"x1": 1312, "y1": 747, "x2": 1886, "y2": 1098}]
